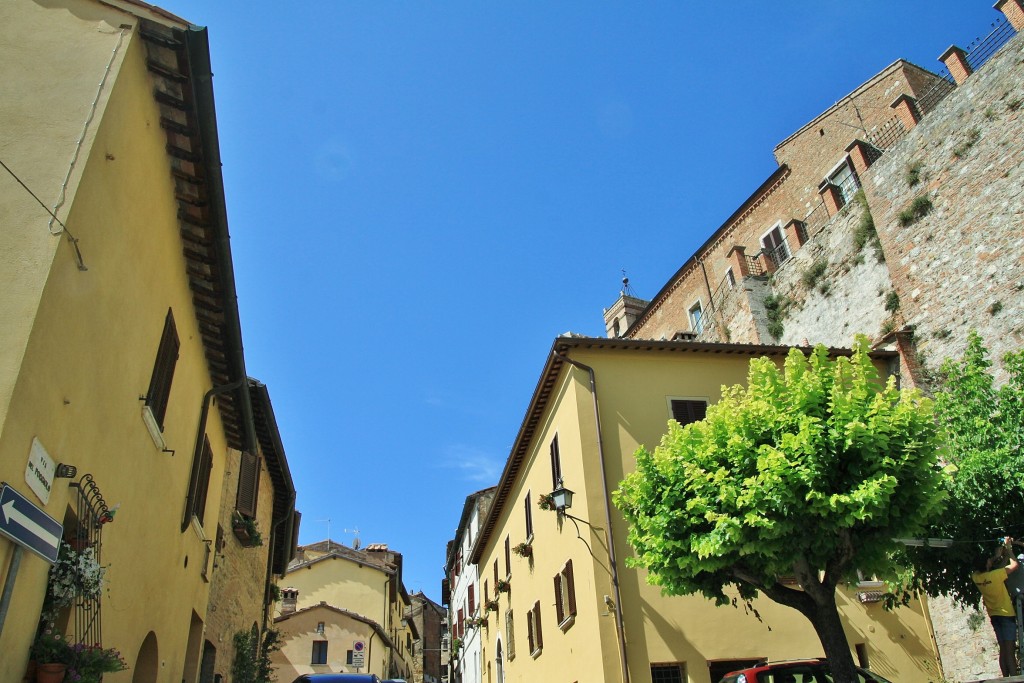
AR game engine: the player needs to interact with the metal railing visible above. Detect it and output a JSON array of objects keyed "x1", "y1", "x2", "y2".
[
  {"x1": 68, "y1": 474, "x2": 110, "y2": 650},
  {"x1": 867, "y1": 16, "x2": 1016, "y2": 151}
]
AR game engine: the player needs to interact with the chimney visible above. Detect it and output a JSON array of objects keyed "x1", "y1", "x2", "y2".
[{"x1": 282, "y1": 588, "x2": 299, "y2": 615}]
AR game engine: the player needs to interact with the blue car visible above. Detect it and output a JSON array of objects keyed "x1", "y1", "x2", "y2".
[{"x1": 291, "y1": 675, "x2": 381, "y2": 683}]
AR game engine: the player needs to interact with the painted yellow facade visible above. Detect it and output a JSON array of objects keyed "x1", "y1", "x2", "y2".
[
  {"x1": 275, "y1": 542, "x2": 416, "y2": 679},
  {"x1": 469, "y1": 337, "x2": 941, "y2": 683},
  {"x1": 1, "y1": 2, "x2": 295, "y2": 681}
]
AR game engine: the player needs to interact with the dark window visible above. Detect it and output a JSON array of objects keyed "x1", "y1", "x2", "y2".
[
  {"x1": 146, "y1": 308, "x2": 179, "y2": 430},
  {"x1": 183, "y1": 436, "x2": 214, "y2": 530},
  {"x1": 550, "y1": 435, "x2": 562, "y2": 489},
  {"x1": 554, "y1": 559, "x2": 577, "y2": 629},
  {"x1": 346, "y1": 650, "x2": 354, "y2": 665},
  {"x1": 526, "y1": 600, "x2": 543, "y2": 655},
  {"x1": 504, "y1": 536, "x2": 511, "y2": 577},
  {"x1": 235, "y1": 450, "x2": 261, "y2": 517},
  {"x1": 670, "y1": 399, "x2": 707, "y2": 426},
  {"x1": 469, "y1": 584, "x2": 475, "y2": 614},
  {"x1": 524, "y1": 491, "x2": 533, "y2": 539},
  {"x1": 311, "y1": 640, "x2": 328, "y2": 665},
  {"x1": 652, "y1": 663, "x2": 685, "y2": 683},
  {"x1": 493, "y1": 559, "x2": 499, "y2": 586}
]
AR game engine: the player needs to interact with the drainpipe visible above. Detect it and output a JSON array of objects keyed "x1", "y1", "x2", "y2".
[
  {"x1": 182, "y1": 378, "x2": 249, "y2": 532},
  {"x1": 367, "y1": 627, "x2": 376, "y2": 675},
  {"x1": 553, "y1": 351, "x2": 630, "y2": 683},
  {"x1": 261, "y1": 491, "x2": 296, "y2": 631}
]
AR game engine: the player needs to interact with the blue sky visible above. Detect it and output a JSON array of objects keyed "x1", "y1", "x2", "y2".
[{"x1": 159, "y1": 1, "x2": 1002, "y2": 601}]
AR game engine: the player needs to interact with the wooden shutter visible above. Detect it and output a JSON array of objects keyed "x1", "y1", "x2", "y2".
[
  {"x1": 550, "y1": 435, "x2": 562, "y2": 488},
  {"x1": 469, "y1": 584, "x2": 475, "y2": 614},
  {"x1": 524, "y1": 492, "x2": 533, "y2": 537},
  {"x1": 527, "y1": 610, "x2": 535, "y2": 654},
  {"x1": 554, "y1": 573, "x2": 564, "y2": 624},
  {"x1": 534, "y1": 601, "x2": 543, "y2": 649},
  {"x1": 193, "y1": 438, "x2": 214, "y2": 526},
  {"x1": 235, "y1": 450, "x2": 261, "y2": 517},
  {"x1": 493, "y1": 560, "x2": 499, "y2": 585},
  {"x1": 671, "y1": 399, "x2": 707, "y2": 426},
  {"x1": 565, "y1": 559, "x2": 576, "y2": 616},
  {"x1": 146, "y1": 309, "x2": 179, "y2": 429},
  {"x1": 504, "y1": 536, "x2": 511, "y2": 576}
]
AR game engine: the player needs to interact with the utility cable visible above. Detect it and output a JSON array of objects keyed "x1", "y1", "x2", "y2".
[{"x1": 0, "y1": 157, "x2": 87, "y2": 271}]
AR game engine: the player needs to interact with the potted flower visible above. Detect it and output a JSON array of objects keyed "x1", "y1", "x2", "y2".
[
  {"x1": 232, "y1": 511, "x2": 263, "y2": 547},
  {"x1": 31, "y1": 631, "x2": 74, "y2": 683},
  {"x1": 495, "y1": 578, "x2": 511, "y2": 593},
  {"x1": 512, "y1": 542, "x2": 532, "y2": 558},
  {"x1": 537, "y1": 493, "x2": 555, "y2": 511},
  {"x1": 69, "y1": 642, "x2": 129, "y2": 682},
  {"x1": 484, "y1": 598, "x2": 500, "y2": 612}
]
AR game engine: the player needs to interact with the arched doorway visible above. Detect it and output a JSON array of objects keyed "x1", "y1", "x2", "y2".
[
  {"x1": 132, "y1": 632, "x2": 158, "y2": 683},
  {"x1": 494, "y1": 638, "x2": 504, "y2": 683}
]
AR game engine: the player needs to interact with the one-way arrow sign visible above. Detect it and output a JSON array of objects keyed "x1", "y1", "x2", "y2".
[{"x1": 0, "y1": 484, "x2": 63, "y2": 564}]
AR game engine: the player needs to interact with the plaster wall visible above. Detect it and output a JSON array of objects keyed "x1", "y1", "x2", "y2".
[{"x1": 0, "y1": 6, "x2": 239, "y2": 681}]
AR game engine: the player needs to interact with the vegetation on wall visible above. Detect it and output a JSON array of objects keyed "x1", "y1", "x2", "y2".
[
  {"x1": 897, "y1": 195, "x2": 933, "y2": 227},
  {"x1": 762, "y1": 294, "x2": 792, "y2": 341},
  {"x1": 905, "y1": 160, "x2": 925, "y2": 187},
  {"x1": 952, "y1": 127, "x2": 981, "y2": 159},
  {"x1": 232, "y1": 627, "x2": 280, "y2": 683},
  {"x1": 851, "y1": 191, "x2": 884, "y2": 263},
  {"x1": 614, "y1": 338, "x2": 945, "y2": 683},
  {"x1": 800, "y1": 258, "x2": 830, "y2": 295},
  {"x1": 903, "y1": 332, "x2": 1024, "y2": 606},
  {"x1": 884, "y1": 290, "x2": 900, "y2": 313}
]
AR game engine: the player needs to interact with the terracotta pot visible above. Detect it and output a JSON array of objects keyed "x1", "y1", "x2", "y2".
[{"x1": 35, "y1": 662, "x2": 67, "y2": 683}]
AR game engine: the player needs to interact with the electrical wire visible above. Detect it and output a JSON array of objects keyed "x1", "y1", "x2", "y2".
[{"x1": 0, "y1": 157, "x2": 87, "y2": 271}]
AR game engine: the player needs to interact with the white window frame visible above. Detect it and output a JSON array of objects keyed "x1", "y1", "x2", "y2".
[
  {"x1": 826, "y1": 156, "x2": 859, "y2": 205},
  {"x1": 688, "y1": 300, "x2": 704, "y2": 334},
  {"x1": 760, "y1": 222, "x2": 790, "y2": 266}
]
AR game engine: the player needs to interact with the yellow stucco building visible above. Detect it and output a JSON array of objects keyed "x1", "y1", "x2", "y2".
[
  {"x1": 468, "y1": 336, "x2": 941, "y2": 683},
  {"x1": 0, "y1": 1, "x2": 296, "y2": 680},
  {"x1": 274, "y1": 541, "x2": 417, "y2": 681}
]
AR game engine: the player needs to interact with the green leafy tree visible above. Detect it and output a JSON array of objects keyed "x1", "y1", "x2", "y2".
[
  {"x1": 906, "y1": 332, "x2": 1024, "y2": 604},
  {"x1": 614, "y1": 337, "x2": 945, "y2": 683}
]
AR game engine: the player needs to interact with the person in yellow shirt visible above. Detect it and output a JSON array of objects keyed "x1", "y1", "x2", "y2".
[{"x1": 972, "y1": 537, "x2": 1020, "y2": 677}]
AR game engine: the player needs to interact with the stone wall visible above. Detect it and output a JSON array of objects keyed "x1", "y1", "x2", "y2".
[{"x1": 861, "y1": 32, "x2": 1024, "y2": 386}]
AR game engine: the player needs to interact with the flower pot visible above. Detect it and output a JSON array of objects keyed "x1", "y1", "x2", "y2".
[{"x1": 36, "y1": 663, "x2": 67, "y2": 683}]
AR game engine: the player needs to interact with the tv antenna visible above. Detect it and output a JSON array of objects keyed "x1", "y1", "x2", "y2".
[{"x1": 343, "y1": 528, "x2": 361, "y2": 550}]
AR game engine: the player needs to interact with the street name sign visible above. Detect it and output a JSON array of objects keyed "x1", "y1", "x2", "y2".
[{"x1": 0, "y1": 484, "x2": 63, "y2": 564}]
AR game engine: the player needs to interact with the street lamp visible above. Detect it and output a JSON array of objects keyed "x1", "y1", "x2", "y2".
[{"x1": 549, "y1": 479, "x2": 574, "y2": 513}]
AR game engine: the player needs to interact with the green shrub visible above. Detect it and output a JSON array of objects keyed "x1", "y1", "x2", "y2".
[
  {"x1": 952, "y1": 128, "x2": 981, "y2": 158},
  {"x1": 906, "y1": 160, "x2": 924, "y2": 187},
  {"x1": 801, "y1": 258, "x2": 828, "y2": 291},
  {"x1": 884, "y1": 290, "x2": 900, "y2": 312},
  {"x1": 898, "y1": 195, "x2": 933, "y2": 227}
]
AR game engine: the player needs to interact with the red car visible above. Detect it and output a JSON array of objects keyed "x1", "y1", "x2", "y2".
[{"x1": 719, "y1": 659, "x2": 895, "y2": 683}]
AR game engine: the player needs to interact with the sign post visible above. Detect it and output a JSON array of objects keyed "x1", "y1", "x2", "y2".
[
  {"x1": 352, "y1": 639, "x2": 366, "y2": 671},
  {"x1": 0, "y1": 483, "x2": 64, "y2": 637}
]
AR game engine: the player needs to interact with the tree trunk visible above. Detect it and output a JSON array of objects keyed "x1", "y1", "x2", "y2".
[{"x1": 805, "y1": 598, "x2": 859, "y2": 683}]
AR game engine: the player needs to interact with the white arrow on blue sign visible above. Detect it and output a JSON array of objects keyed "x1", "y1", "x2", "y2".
[{"x1": 0, "y1": 484, "x2": 63, "y2": 564}]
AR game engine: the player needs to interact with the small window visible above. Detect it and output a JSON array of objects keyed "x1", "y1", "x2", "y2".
[
  {"x1": 346, "y1": 649, "x2": 354, "y2": 665},
  {"x1": 145, "y1": 308, "x2": 179, "y2": 430},
  {"x1": 726, "y1": 268, "x2": 736, "y2": 288},
  {"x1": 670, "y1": 399, "x2": 707, "y2": 426},
  {"x1": 526, "y1": 600, "x2": 543, "y2": 657},
  {"x1": 550, "y1": 435, "x2": 562, "y2": 489},
  {"x1": 524, "y1": 491, "x2": 533, "y2": 539},
  {"x1": 688, "y1": 301, "x2": 704, "y2": 334},
  {"x1": 311, "y1": 640, "x2": 328, "y2": 665},
  {"x1": 316, "y1": 621, "x2": 325, "y2": 634},
  {"x1": 652, "y1": 663, "x2": 685, "y2": 683},
  {"x1": 504, "y1": 536, "x2": 511, "y2": 577},
  {"x1": 493, "y1": 559, "x2": 499, "y2": 586},
  {"x1": 506, "y1": 609, "x2": 516, "y2": 661},
  {"x1": 554, "y1": 559, "x2": 577, "y2": 630}
]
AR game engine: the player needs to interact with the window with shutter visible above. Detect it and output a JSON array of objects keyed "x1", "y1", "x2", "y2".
[
  {"x1": 524, "y1": 490, "x2": 533, "y2": 539},
  {"x1": 469, "y1": 584, "x2": 475, "y2": 614},
  {"x1": 183, "y1": 435, "x2": 215, "y2": 530},
  {"x1": 506, "y1": 609, "x2": 516, "y2": 661},
  {"x1": 145, "y1": 308, "x2": 179, "y2": 430},
  {"x1": 526, "y1": 600, "x2": 542, "y2": 656},
  {"x1": 504, "y1": 536, "x2": 511, "y2": 577},
  {"x1": 670, "y1": 399, "x2": 707, "y2": 426},
  {"x1": 235, "y1": 450, "x2": 261, "y2": 517},
  {"x1": 554, "y1": 559, "x2": 576, "y2": 631},
  {"x1": 550, "y1": 435, "x2": 562, "y2": 489}
]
